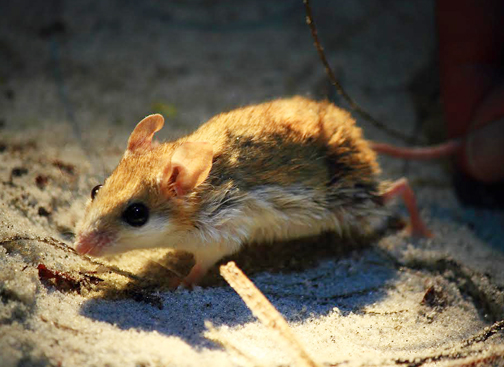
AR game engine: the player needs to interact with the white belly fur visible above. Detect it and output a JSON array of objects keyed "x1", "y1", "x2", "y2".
[{"x1": 183, "y1": 185, "x2": 381, "y2": 271}]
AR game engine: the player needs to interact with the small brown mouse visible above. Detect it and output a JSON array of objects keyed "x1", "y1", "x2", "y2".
[{"x1": 75, "y1": 97, "x2": 430, "y2": 284}]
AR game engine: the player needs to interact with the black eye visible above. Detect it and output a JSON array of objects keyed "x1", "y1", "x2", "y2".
[
  {"x1": 122, "y1": 203, "x2": 149, "y2": 227},
  {"x1": 91, "y1": 185, "x2": 102, "y2": 200}
]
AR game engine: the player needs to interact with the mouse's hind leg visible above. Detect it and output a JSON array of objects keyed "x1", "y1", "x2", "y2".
[{"x1": 381, "y1": 178, "x2": 432, "y2": 237}]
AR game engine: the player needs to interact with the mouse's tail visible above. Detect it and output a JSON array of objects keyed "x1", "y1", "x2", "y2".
[{"x1": 370, "y1": 139, "x2": 463, "y2": 160}]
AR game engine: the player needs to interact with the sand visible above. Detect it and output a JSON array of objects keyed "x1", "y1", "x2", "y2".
[{"x1": 1, "y1": 1, "x2": 503, "y2": 366}]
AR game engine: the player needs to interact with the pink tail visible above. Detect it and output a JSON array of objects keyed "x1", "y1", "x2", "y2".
[{"x1": 370, "y1": 139, "x2": 463, "y2": 160}]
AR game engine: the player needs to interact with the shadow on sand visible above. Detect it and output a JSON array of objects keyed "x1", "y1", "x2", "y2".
[{"x1": 79, "y1": 230, "x2": 401, "y2": 347}]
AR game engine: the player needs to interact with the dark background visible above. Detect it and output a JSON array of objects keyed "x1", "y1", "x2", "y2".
[{"x1": 0, "y1": 0, "x2": 436, "y2": 137}]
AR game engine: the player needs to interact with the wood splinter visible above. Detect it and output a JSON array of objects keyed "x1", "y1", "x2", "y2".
[{"x1": 219, "y1": 261, "x2": 321, "y2": 367}]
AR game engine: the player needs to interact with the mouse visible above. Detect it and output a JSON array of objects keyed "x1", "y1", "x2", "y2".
[{"x1": 75, "y1": 96, "x2": 431, "y2": 285}]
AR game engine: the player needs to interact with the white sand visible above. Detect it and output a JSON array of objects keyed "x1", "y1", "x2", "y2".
[{"x1": 1, "y1": 1, "x2": 503, "y2": 366}]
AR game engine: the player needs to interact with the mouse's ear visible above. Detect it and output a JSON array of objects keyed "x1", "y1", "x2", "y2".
[
  {"x1": 161, "y1": 142, "x2": 213, "y2": 196},
  {"x1": 127, "y1": 114, "x2": 164, "y2": 153}
]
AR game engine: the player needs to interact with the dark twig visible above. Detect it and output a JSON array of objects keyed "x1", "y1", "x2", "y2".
[
  {"x1": 303, "y1": 0, "x2": 412, "y2": 143},
  {"x1": 0, "y1": 235, "x2": 141, "y2": 281},
  {"x1": 460, "y1": 319, "x2": 504, "y2": 348}
]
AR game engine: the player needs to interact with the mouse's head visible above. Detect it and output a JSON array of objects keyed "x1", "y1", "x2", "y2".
[{"x1": 74, "y1": 114, "x2": 213, "y2": 257}]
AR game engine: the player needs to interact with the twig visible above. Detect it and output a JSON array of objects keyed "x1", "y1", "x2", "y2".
[
  {"x1": 460, "y1": 319, "x2": 504, "y2": 348},
  {"x1": 0, "y1": 235, "x2": 141, "y2": 281},
  {"x1": 303, "y1": 0, "x2": 412, "y2": 143},
  {"x1": 394, "y1": 346, "x2": 504, "y2": 367},
  {"x1": 219, "y1": 261, "x2": 320, "y2": 367}
]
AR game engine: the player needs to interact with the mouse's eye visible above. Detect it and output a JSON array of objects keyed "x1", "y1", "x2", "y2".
[
  {"x1": 91, "y1": 185, "x2": 102, "y2": 200},
  {"x1": 122, "y1": 203, "x2": 149, "y2": 227}
]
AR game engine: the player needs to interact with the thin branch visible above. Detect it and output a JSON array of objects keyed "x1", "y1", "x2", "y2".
[
  {"x1": 220, "y1": 261, "x2": 321, "y2": 367},
  {"x1": 460, "y1": 319, "x2": 504, "y2": 348},
  {"x1": 0, "y1": 235, "x2": 141, "y2": 281},
  {"x1": 303, "y1": 0, "x2": 412, "y2": 143}
]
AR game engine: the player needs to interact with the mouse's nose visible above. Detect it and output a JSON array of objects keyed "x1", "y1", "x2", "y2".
[{"x1": 75, "y1": 230, "x2": 114, "y2": 257}]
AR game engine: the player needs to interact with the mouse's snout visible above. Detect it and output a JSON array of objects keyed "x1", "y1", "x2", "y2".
[{"x1": 75, "y1": 230, "x2": 116, "y2": 257}]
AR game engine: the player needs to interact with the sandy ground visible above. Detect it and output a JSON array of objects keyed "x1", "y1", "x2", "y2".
[{"x1": 1, "y1": 1, "x2": 504, "y2": 366}]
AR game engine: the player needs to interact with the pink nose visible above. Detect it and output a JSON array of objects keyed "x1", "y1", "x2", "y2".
[
  {"x1": 75, "y1": 231, "x2": 114, "y2": 256},
  {"x1": 75, "y1": 238, "x2": 99, "y2": 256}
]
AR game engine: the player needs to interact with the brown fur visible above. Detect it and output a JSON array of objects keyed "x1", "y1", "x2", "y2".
[
  {"x1": 190, "y1": 98, "x2": 377, "y2": 191},
  {"x1": 76, "y1": 97, "x2": 384, "y2": 280}
]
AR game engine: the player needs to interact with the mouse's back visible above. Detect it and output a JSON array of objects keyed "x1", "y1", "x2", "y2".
[{"x1": 189, "y1": 96, "x2": 380, "y2": 191}]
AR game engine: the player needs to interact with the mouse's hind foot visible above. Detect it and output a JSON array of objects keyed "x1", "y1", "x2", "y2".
[{"x1": 381, "y1": 177, "x2": 433, "y2": 238}]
